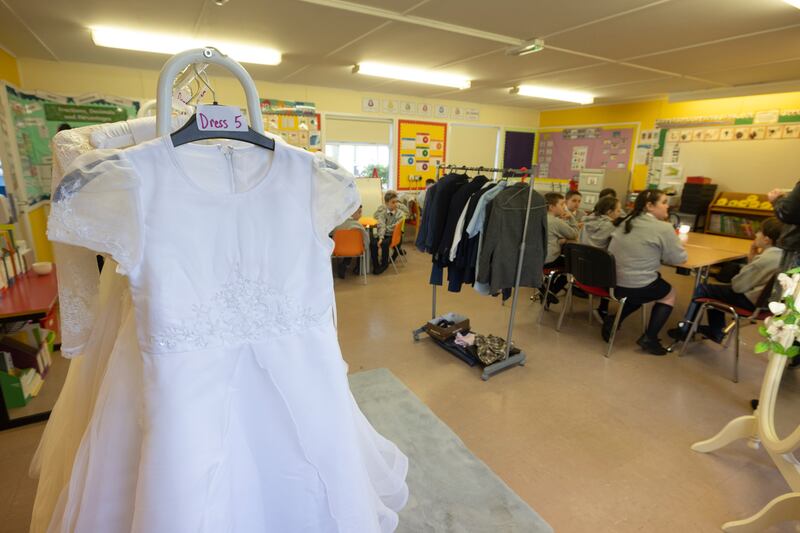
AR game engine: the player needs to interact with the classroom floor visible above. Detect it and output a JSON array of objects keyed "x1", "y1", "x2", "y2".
[{"x1": 1, "y1": 248, "x2": 799, "y2": 532}]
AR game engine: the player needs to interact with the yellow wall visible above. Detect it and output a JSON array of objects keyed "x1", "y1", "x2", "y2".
[
  {"x1": 539, "y1": 91, "x2": 800, "y2": 190},
  {"x1": 0, "y1": 48, "x2": 20, "y2": 86},
  {"x1": 17, "y1": 58, "x2": 539, "y2": 130}
]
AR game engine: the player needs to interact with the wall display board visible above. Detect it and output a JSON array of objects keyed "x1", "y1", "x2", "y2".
[
  {"x1": 260, "y1": 99, "x2": 321, "y2": 151},
  {"x1": 396, "y1": 120, "x2": 447, "y2": 191},
  {"x1": 0, "y1": 84, "x2": 139, "y2": 205},
  {"x1": 656, "y1": 110, "x2": 800, "y2": 192},
  {"x1": 536, "y1": 127, "x2": 635, "y2": 181}
]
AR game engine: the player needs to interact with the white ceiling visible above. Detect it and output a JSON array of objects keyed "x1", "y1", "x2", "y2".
[{"x1": 1, "y1": 0, "x2": 799, "y2": 109}]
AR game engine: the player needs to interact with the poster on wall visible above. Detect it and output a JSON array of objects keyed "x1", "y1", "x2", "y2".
[
  {"x1": 2, "y1": 85, "x2": 139, "y2": 204},
  {"x1": 260, "y1": 99, "x2": 321, "y2": 150},
  {"x1": 537, "y1": 127, "x2": 634, "y2": 181},
  {"x1": 397, "y1": 120, "x2": 447, "y2": 190}
]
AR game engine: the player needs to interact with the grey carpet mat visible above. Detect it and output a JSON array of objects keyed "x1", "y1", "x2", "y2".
[{"x1": 349, "y1": 368, "x2": 553, "y2": 533}]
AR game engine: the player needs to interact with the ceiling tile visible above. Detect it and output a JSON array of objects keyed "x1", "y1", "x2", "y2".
[
  {"x1": 347, "y1": 0, "x2": 428, "y2": 11},
  {"x1": 547, "y1": 0, "x2": 800, "y2": 60},
  {"x1": 326, "y1": 21, "x2": 503, "y2": 69},
  {"x1": 520, "y1": 63, "x2": 666, "y2": 90},
  {"x1": 629, "y1": 26, "x2": 800, "y2": 76},
  {"x1": 445, "y1": 49, "x2": 601, "y2": 85},
  {"x1": 408, "y1": 0, "x2": 660, "y2": 40},
  {"x1": 0, "y1": 2, "x2": 54, "y2": 59},
  {"x1": 696, "y1": 59, "x2": 800, "y2": 86},
  {"x1": 594, "y1": 77, "x2": 717, "y2": 99}
]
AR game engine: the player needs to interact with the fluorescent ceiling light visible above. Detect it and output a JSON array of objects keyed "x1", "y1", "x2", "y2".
[
  {"x1": 354, "y1": 61, "x2": 471, "y2": 89},
  {"x1": 783, "y1": 0, "x2": 800, "y2": 8},
  {"x1": 511, "y1": 85, "x2": 594, "y2": 105},
  {"x1": 505, "y1": 38, "x2": 545, "y2": 57},
  {"x1": 90, "y1": 26, "x2": 281, "y2": 66}
]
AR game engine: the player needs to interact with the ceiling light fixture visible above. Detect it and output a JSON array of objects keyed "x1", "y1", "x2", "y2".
[
  {"x1": 90, "y1": 26, "x2": 281, "y2": 66},
  {"x1": 782, "y1": 0, "x2": 800, "y2": 8},
  {"x1": 510, "y1": 85, "x2": 594, "y2": 105},
  {"x1": 353, "y1": 61, "x2": 471, "y2": 89},
  {"x1": 505, "y1": 38, "x2": 545, "y2": 57}
]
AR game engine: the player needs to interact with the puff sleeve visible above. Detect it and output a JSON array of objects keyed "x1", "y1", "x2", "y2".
[
  {"x1": 48, "y1": 149, "x2": 144, "y2": 276},
  {"x1": 311, "y1": 152, "x2": 360, "y2": 241}
]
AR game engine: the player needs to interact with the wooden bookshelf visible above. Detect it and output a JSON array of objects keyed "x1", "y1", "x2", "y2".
[{"x1": 704, "y1": 191, "x2": 774, "y2": 239}]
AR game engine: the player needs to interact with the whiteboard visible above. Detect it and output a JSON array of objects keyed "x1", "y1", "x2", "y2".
[
  {"x1": 355, "y1": 177, "x2": 384, "y2": 218},
  {"x1": 667, "y1": 138, "x2": 800, "y2": 192}
]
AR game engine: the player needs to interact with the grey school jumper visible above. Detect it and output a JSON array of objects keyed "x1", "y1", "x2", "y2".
[{"x1": 608, "y1": 213, "x2": 688, "y2": 288}]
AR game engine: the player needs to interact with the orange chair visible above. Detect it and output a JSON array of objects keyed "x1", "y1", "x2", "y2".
[
  {"x1": 332, "y1": 228, "x2": 367, "y2": 284},
  {"x1": 387, "y1": 219, "x2": 406, "y2": 274}
]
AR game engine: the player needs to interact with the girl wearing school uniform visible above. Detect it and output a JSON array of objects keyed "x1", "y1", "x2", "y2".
[
  {"x1": 580, "y1": 195, "x2": 622, "y2": 321},
  {"x1": 606, "y1": 189, "x2": 688, "y2": 355}
]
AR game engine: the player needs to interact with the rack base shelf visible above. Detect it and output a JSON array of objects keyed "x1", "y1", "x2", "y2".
[{"x1": 412, "y1": 324, "x2": 527, "y2": 381}]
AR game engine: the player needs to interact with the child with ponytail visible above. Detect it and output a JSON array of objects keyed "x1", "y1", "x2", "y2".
[{"x1": 605, "y1": 189, "x2": 688, "y2": 355}]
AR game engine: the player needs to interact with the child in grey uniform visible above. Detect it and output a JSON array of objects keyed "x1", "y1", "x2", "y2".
[
  {"x1": 669, "y1": 217, "x2": 784, "y2": 343},
  {"x1": 606, "y1": 189, "x2": 688, "y2": 355},
  {"x1": 542, "y1": 192, "x2": 579, "y2": 303},
  {"x1": 580, "y1": 195, "x2": 623, "y2": 321}
]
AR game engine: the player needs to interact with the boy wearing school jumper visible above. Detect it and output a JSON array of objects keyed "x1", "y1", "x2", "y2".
[
  {"x1": 542, "y1": 192, "x2": 578, "y2": 302},
  {"x1": 564, "y1": 190, "x2": 584, "y2": 230},
  {"x1": 372, "y1": 190, "x2": 408, "y2": 275},
  {"x1": 669, "y1": 217, "x2": 785, "y2": 343}
]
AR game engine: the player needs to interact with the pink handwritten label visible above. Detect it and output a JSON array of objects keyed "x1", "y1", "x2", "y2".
[{"x1": 196, "y1": 105, "x2": 247, "y2": 132}]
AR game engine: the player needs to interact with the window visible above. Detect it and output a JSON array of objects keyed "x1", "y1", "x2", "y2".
[{"x1": 325, "y1": 142, "x2": 391, "y2": 189}]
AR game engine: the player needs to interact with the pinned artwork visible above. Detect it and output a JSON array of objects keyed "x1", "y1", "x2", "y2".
[
  {"x1": 692, "y1": 129, "x2": 704, "y2": 141},
  {"x1": 679, "y1": 130, "x2": 692, "y2": 142},
  {"x1": 749, "y1": 126, "x2": 766, "y2": 140},
  {"x1": 783, "y1": 124, "x2": 800, "y2": 138},
  {"x1": 434, "y1": 104, "x2": 450, "y2": 118},
  {"x1": 720, "y1": 127, "x2": 734, "y2": 141},
  {"x1": 382, "y1": 99, "x2": 398, "y2": 114},
  {"x1": 702, "y1": 129, "x2": 720, "y2": 141},
  {"x1": 400, "y1": 101, "x2": 417, "y2": 115},
  {"x1": 734, "y1": 127, "x2": 749, "y2": 140},
  {"x1": 766, "y1": 125, "x2": 782, "y2": 139},
  {"x1": 362, "y1": 97, "x2": 379, "y2": 113},
  {"x1": 667, "y1": 130, "x2": 681, "y2": 142},
  {"x1": 418, "y1": 103, "x2": 432, "y2": 116}
]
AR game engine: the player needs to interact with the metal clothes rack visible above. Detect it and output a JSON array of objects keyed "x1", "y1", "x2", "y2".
[{"x1": 412, "y1": 163, "x2": 537, "y2": 381}]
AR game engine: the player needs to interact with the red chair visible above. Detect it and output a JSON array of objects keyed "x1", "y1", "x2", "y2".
[
  {"x1": 679, "y1": 276, "x2": 775, "y2": 383},
  {"x1": 556, "y1": 243, "x2": 646, "y2": 357},
  {"x1": 332, "y1": 228, "x2": 367, "y2": 284}
]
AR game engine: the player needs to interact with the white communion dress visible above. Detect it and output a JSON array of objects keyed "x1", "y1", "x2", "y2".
[{"x1": 44, "y1": 136, "x2": 409, "y2": 532}]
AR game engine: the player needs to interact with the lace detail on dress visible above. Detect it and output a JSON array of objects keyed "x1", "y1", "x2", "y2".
[
  {"x1": 53, "y1": 243, "x2": 100, "y2": 356},
  {"x1": 146, "y1": 268, "x2": 329, "y2": 353},
  {"x1": 48, "y1": 184, "x2": 135, "y2": 271}
]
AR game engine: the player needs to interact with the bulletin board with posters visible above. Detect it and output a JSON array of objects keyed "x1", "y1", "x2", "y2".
[
  {"x1": 396, "y1": 120, "x2": 447, "y2": 191},
  {"x1": 260, "y1": 99, "x2": 322, "y2": 151},
  {"x1": 535, "y1": 126, "x2": 635, "y2": 181},
  {"x1": 0, "y1": 83, "x2": 139, "y2": 205}
]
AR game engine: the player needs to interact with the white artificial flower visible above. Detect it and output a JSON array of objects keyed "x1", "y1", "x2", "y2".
[
  {"x1": 769, "y1": 301, "x2": 788, "y2": 315},
  {"x1": 778, "y1": 273, "x2": 800, "y2": 299},
  {"x1": 765, "y1": 318, "x2": 800, "y2": 350}
]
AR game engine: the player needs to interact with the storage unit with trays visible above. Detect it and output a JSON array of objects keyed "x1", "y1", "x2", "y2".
[
  {"x1": 705, "y1": 191, "x2": 774, "y2": 239},
  {"x1": 577, "y1": 168, "x2": 631, "y2": 214}
]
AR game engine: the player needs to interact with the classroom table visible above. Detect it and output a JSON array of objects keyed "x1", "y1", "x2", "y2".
[
  {"x1": 0, "y1": 269, "x2": 59, "y2": 430},
  {"x1": 669, "y1": 232, "x2": 752, "y2": 288}
]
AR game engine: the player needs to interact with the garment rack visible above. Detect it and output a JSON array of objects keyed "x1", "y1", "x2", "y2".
[{"x1": 413, "y1": 163, "x2": 536, "y2": 381}]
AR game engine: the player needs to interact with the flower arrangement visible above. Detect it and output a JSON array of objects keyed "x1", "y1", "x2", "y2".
[{"x1": 757, "y1": 270, "x2": 800, "y2": 357}]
